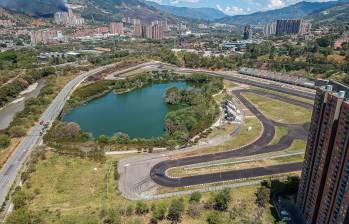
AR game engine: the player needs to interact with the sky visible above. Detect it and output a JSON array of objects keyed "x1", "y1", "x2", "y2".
[{"x1": 147, "y1": 0, "x2": 334, "y2": 15}]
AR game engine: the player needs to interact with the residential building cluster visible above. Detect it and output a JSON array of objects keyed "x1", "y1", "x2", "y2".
[
  {"x1": 297, "y1": 82, "x2": 349, "y2": 224},
  {"x1": 0, "y1": 19, "x2": 14, "y2": 27},
  {"x1": 54, "y1": 8, "x2": 84, "y2": 27},
  {"x1": 261, "y1": 19, "x2": 311, "y2": 37},
  {"x1": 30, "y1": 29, "x2": 66, "y2": 45},
  {"x1": 132, "y1": 20, "x2": 167, "y2": 40}
]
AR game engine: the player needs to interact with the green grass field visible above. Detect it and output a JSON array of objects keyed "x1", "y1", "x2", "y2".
[
  {"x1": 269, "y1": 127, "x2": 289, "y2": 146},
  {"x1": 15, "y1": 152, "x2": 275, "y2": 224},
  {"x1": 243, "y1": 92, "x2": 312, "y2": 124},
  {"x1": 173, "y1": 117, "x2": 263, "y2": 158}
]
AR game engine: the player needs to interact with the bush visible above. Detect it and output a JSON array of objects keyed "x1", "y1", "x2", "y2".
[
  {"x1": 97, "y1": 135, "x2": 111, "y2": 144},
  {"x1": 167, "y1": 198, "x2": 185, "y2": 223},
  {"x1": 206, "y1": 211, "x2": 223, "y2": 224},
  {"x1": 187, "y1": 203, "x2": 201, "y2": 218},
  {"x1": 213, "y1": 189, "x2": 231, "y2": 211},
  {"x1": 135, "y1": 201, "x2": 149, "y2": 215},
  {"x1": 189, "y1": 191, "x2": 202, "y2": 204},
  {"x1": 5, "y1": 208, "x2": 42, "y2": 224},
  {"x1": 8, "y1": 125, "x2": 26, "y2": 137},
  {"x1": 111, "y1": 132, "x2": 130, "y2": 144},
  {"x1": 126, "y1": 205, "x2": 134, "y2": 216},
  {"x1": 256, "y1": 186, "x2": 270, "y2": 208},
  {"x1": 151, "y1": 202, "x2": 167, "y2": 223},
  {"x1": 0, "y1": 134, "x2": 10, "y2": 148}
]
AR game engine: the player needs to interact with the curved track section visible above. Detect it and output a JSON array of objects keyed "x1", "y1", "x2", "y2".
[{"x1": 150, "y1": 89, "x2": 312, "y2": 187}]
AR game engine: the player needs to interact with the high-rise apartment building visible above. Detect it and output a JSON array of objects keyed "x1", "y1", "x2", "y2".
[
  {"x1": 297, "y1": 82, "x2": 349, "y2": 224},
  {"x1": 109, "y1": 22, "x2": 124, "y2": 35},
  {"x1": 243, "y1": 25, "x2": 252, "y2": 40},
  {"x1": 54, "y1": 8, "x2": 84, "y2": 27},
  {"x1": 263, "y1": 22, "x2": 276, "y2": 37},
  {"x1": 276, "y1": 19, "x2": 310, "y2": 36},
  {"x1": 151, "y1": 24, "x2": 164, "y2": 40},
  {"x1": 30, "y1": 29, "x2": 65, "y2": 45},
  {"x1": 133, "y1": 23, "x2": 142, "y2": 37}
]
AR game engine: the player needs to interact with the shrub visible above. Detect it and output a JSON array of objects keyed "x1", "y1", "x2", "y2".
[
  {"x1": 256, "y1": 186, "x2": 270, "y2": 208},
  {"x1": 135, "y1": 201, "x2": 149, "y2": 215},
  {"x1": 167, "y1": 198, "x2": 184, "y2": 223},
  {"x1": 206, "y1": 211, "x2": 223, "y2": 224},
  {"x1": 8, "y1": 125, "x2": 26, "y2": 137},
  {"x1": 151, "y1": 202, "x2": 167, "y2": 223},
  {"x1": 213, "y1": 188, "x2": 231, "y2": 211},
  {"x1": 189, "y1": 191, "x2": 202, "y2": 204},
  {"x1": 0, "y1": 134, "x2": 10, "y2": 148}
]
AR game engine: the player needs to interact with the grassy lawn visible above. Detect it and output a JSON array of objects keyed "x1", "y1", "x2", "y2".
[
  {"x1": 243, "y1": 92, "x2": 312, "y2": 124},
  {"x1": 252, "y1": 87, "x2": 315, "y2": 105},
  {"x1": 16, "y1": 151, "x2": 275, "y2": 224},
  {"x1": 268, "y1": 127, "x2": 289, "y2": 146},
  {"x1": 171, "y1": 117, "x2": 262, "y2": 159}
]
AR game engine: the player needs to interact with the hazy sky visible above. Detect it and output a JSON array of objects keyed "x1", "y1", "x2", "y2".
[{"x1": 147, "y1": 0, "x2": 334, "y2": 15}]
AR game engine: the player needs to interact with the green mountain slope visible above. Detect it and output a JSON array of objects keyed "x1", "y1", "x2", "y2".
[
  {"x1": 69, "y1": 0, "x2": 177, "y2": 23},
  {"x1": 307, "y1": 2, "x2": 349, "y2": 24},
  {"x1": 0, "y1": 0, "x2": 67, "y2": 17},
  {"x1": 217, "y1": 1, "x2": 346, "y2": 25},
  {"x1": 144, "y1": 1, "x2": 226, "y2": 21}
]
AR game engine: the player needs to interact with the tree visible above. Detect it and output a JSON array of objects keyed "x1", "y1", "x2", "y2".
[
  {"x1": 97, "y1": 135, "x2": 110, "y2": 144},
  {"x1": 316, "y1": 36, "x2": 332, "y2": 48},
  {"x1": 8, "y1": 125, "x2": 26, "y2": 137},
  {"x1": 256, "y1": 186, "x2": 270, "y2": 208},
  {"x1": 189, "y1": 191, "x2": 202, "y2": 204},
  {"x1": 165, "y1": 87, "x2": 182, "y2": 105},
  {"x1": 0, "y1": 134, "x2": 10, "y2": 149},
  {"x1": 135, "y1": 201, "x2": 149, "y2": 215},
  {"x1": 213, "y1": 189, "x2": 231, "y2": 211},
  {"x1": 167, "y1": 198, "x2": 185, "y2": 223},
  {"x1": 111, "y1": 132, "x2": 129, "y2": 144},
  {"x1": 206, "y1": 211, "x2": 223, "y2": 224}
]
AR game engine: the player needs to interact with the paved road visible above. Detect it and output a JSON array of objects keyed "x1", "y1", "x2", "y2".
[
  {"x1": 150, "y1": 89, "x2": 311, "y2": 187},
  {"x1": 0, "y1": 63, "x2": 128, "y2": 206}
]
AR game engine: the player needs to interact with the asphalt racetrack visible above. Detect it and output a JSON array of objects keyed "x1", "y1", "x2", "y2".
[{"x1": 150, "y1": 88, "x2": 312, "y2": 187}]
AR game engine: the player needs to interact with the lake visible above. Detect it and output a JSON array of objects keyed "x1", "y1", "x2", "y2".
[{"x1": 63, "y1": 81, "x2": 189, "y2": 138}]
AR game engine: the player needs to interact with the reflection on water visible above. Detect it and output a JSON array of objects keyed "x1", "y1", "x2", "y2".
[{"x1": 63, "y1": 82, "x2": 189, "y2": 138}]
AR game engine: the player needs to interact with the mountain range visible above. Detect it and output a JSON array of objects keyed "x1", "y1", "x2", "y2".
[
  {"x1": 143, "y1": 1, "x2": 226, "y2": 21},
  {"x1": 217, "y1": 0, "x2": 349, "y2": 25},
  {"x1": 1, "y1": 0, "x2": 348, "y2": 26}
]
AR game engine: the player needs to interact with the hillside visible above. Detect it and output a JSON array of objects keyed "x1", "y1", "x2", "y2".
[
  {"x1": 217, "y1": 0, "x2": 346, "y2": 25},
  {"x1": 144, "y1": 1, "x2": 226, "y2": 21},
  {"x1": 307, "y1": 2, "x2": 349, "y2": 25},
  {"x1": 0, "y1": 7, "x2": 35, "y2": 26},
  {"x1": 68, "y1": 0, "x2": 178, "y2": 23},
  {"x1": 0, "y1": 0, "x2": 67, "y2": 17}
]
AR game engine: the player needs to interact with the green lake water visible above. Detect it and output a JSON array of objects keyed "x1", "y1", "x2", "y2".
[{"x1": 63, "y1": 82, "x2": 189, "y2": 138}]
